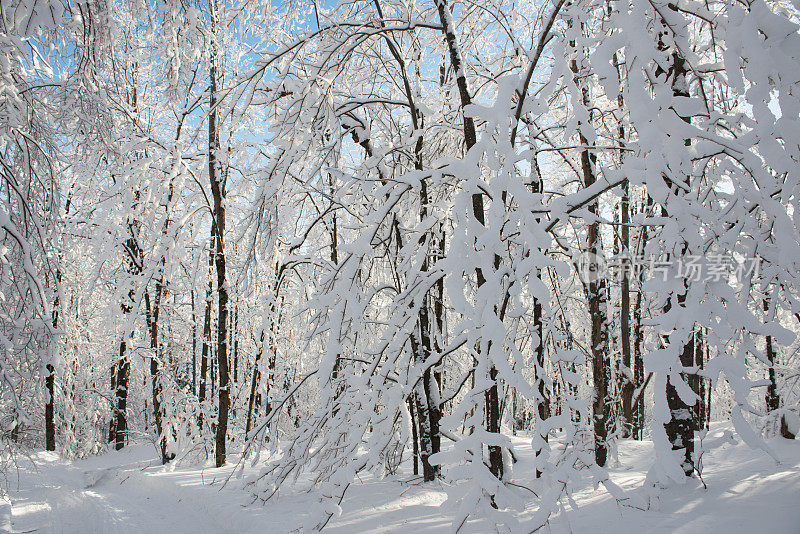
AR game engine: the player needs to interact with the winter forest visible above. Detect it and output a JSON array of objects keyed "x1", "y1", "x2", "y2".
[{"x1": 1, "y1": 0, "x2": 800, "y2": 531}]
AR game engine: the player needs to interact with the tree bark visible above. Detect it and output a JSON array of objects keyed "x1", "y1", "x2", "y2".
[
  {"x1": 114, "y1": 211, "x2": 142, "y2": 451},
  {"x1": 765, "y1": 299, "x2": 779, "y2": 415},
  {"x1": 617, "y1": 62, "x2": 633, "y2": 437},
  {"x1": 46, "y1": 269, "x2": 59, "y2": 451},
  {"x1": 408, "y1": 398, "x2": 419, "y2": 476},
  {"x1": 434, "y1": 0, "x2": 502, "y2": 481},
  {"x1": 208, "y1": 0, "x2": 230, "y2": 466},
  {"x1": 198, "y1": 235, "x2": 214, "y2": 431},
  {"x1": 693, "y1": 328, "x2": 706, "y2": 431},
  {"x1": 114, "y1": 339, "x2": 130, "y2": 451},
  {"x1": 245, "y1": 330, "x2": 264, "y2": 435},
  {"x1": 109, "y1": 364, "x2": 117, "y2": 444},
  {"x1": 145, "y1": 288, "x2": 172, "y2": 464},
  {"x1": 192, "y1": 290, "x2": 197, "y2": 396},
  {"x1": 619, "y1": 191, "x2": 634, "y2": 438},
  {"x1": 45, "y1": 364, "x2": 55, "y2": 450},
  {"x1": 632, "y1": 197, "x2": 649, "y2": 440},
  {"x1": 765, "y1": 297, "x2": 796, "y2": 439},
  {"x1": 659, "y1": 10, "x2": 696, "y2": 475},
  {"x1": 569, "y1": 45, "x2": 611, "y2": 467},
  {"x1": 531, "y1": 154, "x2": 550, "y2": 477}
]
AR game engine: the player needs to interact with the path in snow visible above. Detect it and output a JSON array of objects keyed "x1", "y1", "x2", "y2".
[
  {"x1": 3, "y1": 423, "x2": 800, "y2": 533},
  {"x1": 5, "y1": 448, "x2": 234, "y2": 534}
]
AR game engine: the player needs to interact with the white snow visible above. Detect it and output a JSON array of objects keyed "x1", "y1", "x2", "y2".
[{"x1": 4, "y1": 423, "x2": 799, "y2": 533}]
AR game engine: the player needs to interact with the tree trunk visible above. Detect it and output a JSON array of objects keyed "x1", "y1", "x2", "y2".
[
  {"x1": 632, "y1": 197, "x2": 649, "y2": 440},
  {"x1": 144, "y1": 159, "x2": 176, "y2": 464},
  {"x1": 115, "y1": 223, "x2": 141, "y2": 451},
  {"x1": 408, "y1": 398, "x2": 419, "y2": 476},
  {"x1": 45, "y1": 267, "x2": 63, "y2": 451},
  {"x1": 264, "y1": 299, "x2": 279, "y2": 426},
  {"x1": 765, "y1": 299, "x2": 779, "y2": 415},
  {"x1": 534, "y1": 293, "x2": 550, "y2": 477},
  {"x1": 192, "y1": 290, "x2": 197, "y2": 396},
  {"x1": 765, "y1": 298, "x2": 795, "y2": 439},
  {"x1": 659, "y1": 16, "x2": 696, "y2": 476},
  {"x1": 619, "y1": 192, "x2": 634, "y2": 438},
  {"x1": 531, "y1": 155, "x2": 550, "y2": 477},
  {"x1": 145, "y1": 289, "x2": 172, "y2": 464},
  {"x1": 45, "y1": 364, "x2": 55, "y2": 450},
  {"x1": 569, "y1": 47, "x2": 611, "y2": 467},
  {"x1": 109, "y1": 364, "x2": 117, "y2": 444},
  {"x1": 413, "y1": 382, "x2": 434, "y2": 480},
  {"x1": 704, "y1": 339, "x2": 711, "y2": 430},
  {"x1": 434, "y1": 0, "x2": 502, "y2": 481},
  {"x1": 245, "y1": 331, "x2": 264, "y2": 435},
  {"x1": 693, "y1": 328, "x2": 706, "y2": 431},
  {"x1": 665, "y1": 342, "x2": 696, "y2": 475},
  {"x1": 344, "y1": 97, "x2": 441, "y2": 479},
  {"x1": 233, "y1": 303, "x2": 239, "y2": 384},
  {"x1": 115, "y1": 339, "x2": 129, "y2": 451},
  {"x1": 208, "y1": 0, "x2": 230, "y2": 466},
  {"x1": 417, "y1": 173, "x2": 440, "y2": 482},
  {"x1": 199, "y1": 235, "x2": 214, "y2": 431},
  {"x1": 45, "y1": 273, "x2": 58, "y2": 451},
  {"x1": 618, "y1": 144, "x2": 633, "y2": 438},
  {"x1": 434, "y1": 225, "x2": 446, "y2": 392}
]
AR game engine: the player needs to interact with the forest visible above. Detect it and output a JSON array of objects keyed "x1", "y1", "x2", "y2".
[{"x1": 1, "y1": 0, "x2": 800, "y2": 531}]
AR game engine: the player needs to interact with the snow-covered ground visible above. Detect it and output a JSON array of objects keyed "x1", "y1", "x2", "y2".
[{"x1": 3, "y1": 423, "x2": 799, "y2": 533}]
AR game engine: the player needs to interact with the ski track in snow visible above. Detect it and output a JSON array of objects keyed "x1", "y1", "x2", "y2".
[{"x1": 4, "y1": 423, "x2": 800, "y2": 534}]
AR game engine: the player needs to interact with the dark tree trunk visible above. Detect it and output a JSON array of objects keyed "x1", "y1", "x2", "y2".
[
  {"x1": 115, "y1": 223, "x2": 141, "y2": 451},
  {"x1": 343, "y1": 37, "x2": 443, "y2": 472},
  {"x1": 704, "y1": 341, "x2": 711, "y2": 430},
  {"x1": 485, "y1": 365, "x2": 503, "y2": 480},
  {"x1": 569, "y1": 48, "x2": 611, "y2": 467},
  {"x1": 693, "y1": 328, "x2": 707, "y2": 431},
  {"x1": 192, "y1": 291, "x2": 197, "y2": 396},
  {"x1": 208, "y1": 3, "x2": 230, "y2": 466},
  {"x1": 109, "y1": 364, "x2": 117, "y2": 444},
  {"x1": 659, "y1": 12, "x2": 696, "y2": 476},
  {"x1": 211, "y1": 345, "x2": 217, "y2": 421},
  {"x1": 425, "y1": 370, "x2": 441, "y2": 475},
  {"x1": 416, "y1": 173, "x2": 440, "y2": 482},
  {"x1": 264, "y1": 309, "x2": 278, "y2": 425},
  {"x1": 619, "y1": 191, "x2": 633, "y2": 438},
  {"x1": 413, "y1": 383, "x2": 434, "y2": 480},
  {"x1": 246, "y1": 331, "x2": 264, "y2": 435},
  {"x1": 765, "y1": 298, "x2": 796, "y2": 439},
  {"x1": 534, "y1": 293, "x2": 550, "y2": 477},
  {"x1": 45, "y1": 268, "x2": 62, "y2": 451},
  {"x1": 765, "y1": 299, "x2": 779, "y2": 415},
  {"x1": 199, "y1": 235, "x2": 214, "y2": 431},
  {"x1": 408, "y1": 398, "x2": 419, "y2": 476},
  {"x1": 145, "y1": 290, "x2": 172, "y2": 464},
  {"x1": 664, "y1": 342, "x2": 696, "y2": 475},
  {"x1": 530, "y1": 157, "x2": 550, "y2": 477},
  {"x1": 434, "y1": 225, "x2": 446, "y2": 392},
  {"x1": 328, "y1": 168, "x2": 343, "y2": 412},
  {"x1": 144, "y1": 164, "x2": 176, "y2": 465},
  {"x1": 632, "y1": 198, "x2": 649, "y2": 440},
  {"x1": 45, "y1": 364, "x2": 55, "y2": 451},
  {"x1": 435, "y1": 0, "x2": 502, "y2": 482},
  {"x1": 780, "y1": 417, "x2": 796, "y2": 440},
  {"x1": 233, "y1": 304, "x2": 239, "y2": 384},
  {"x1": 115, "y1": 340, "x2": 129, "y2": 451},
  {"x1": 151, "y1": 350, "x2": 169, "y2": 462}
]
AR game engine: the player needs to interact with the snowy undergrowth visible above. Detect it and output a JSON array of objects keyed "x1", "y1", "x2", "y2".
[{"x1": 4, "y1": 423, "x2": 799, "y2": 533}]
